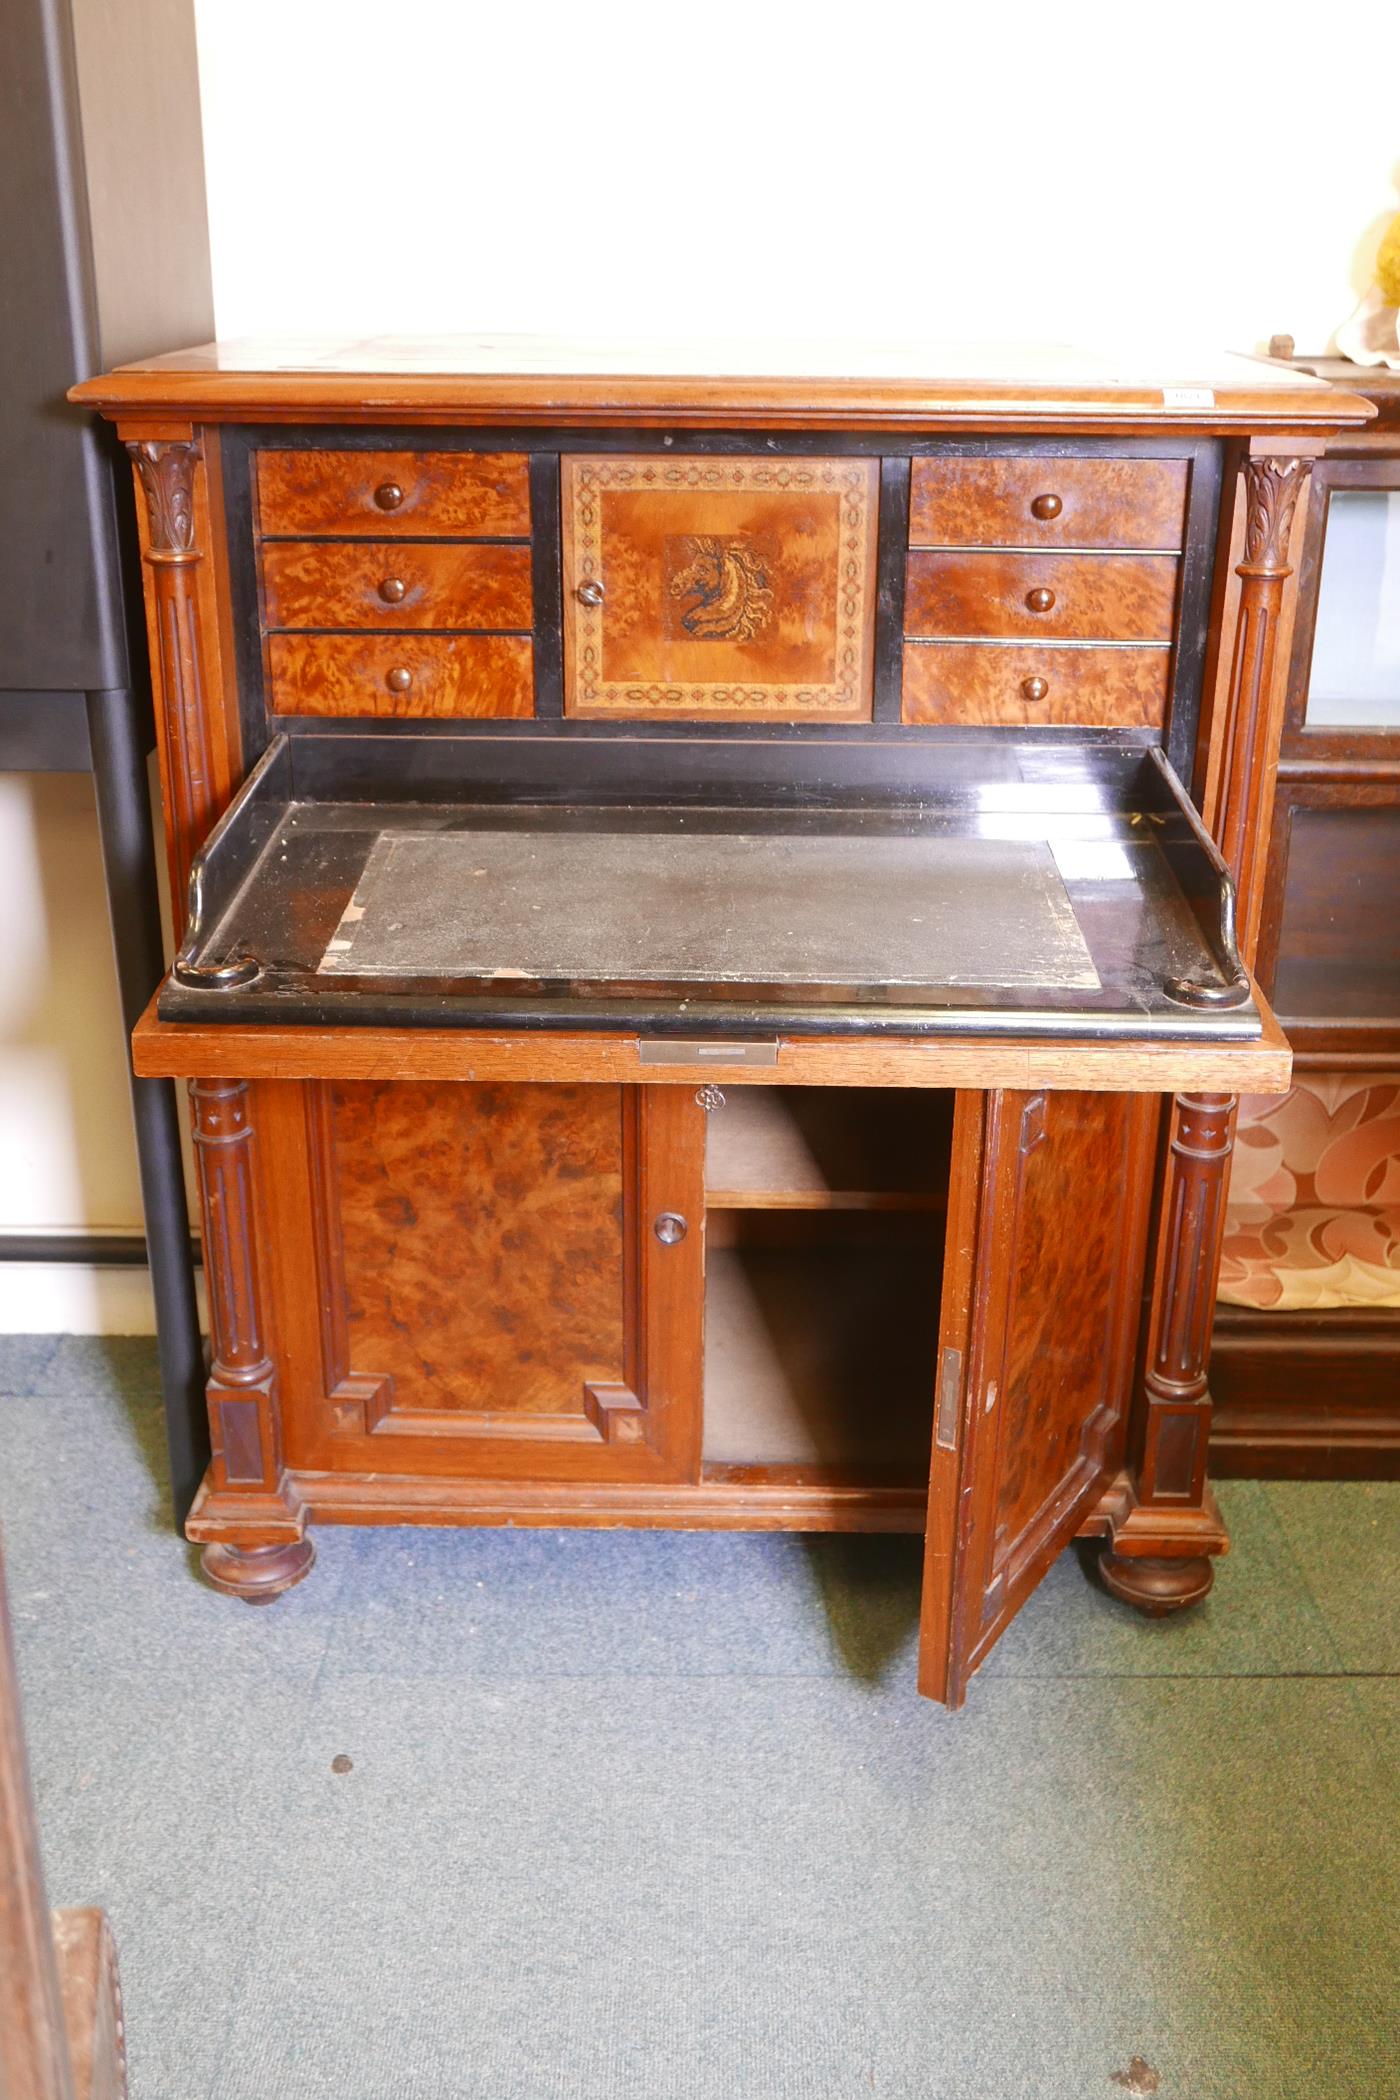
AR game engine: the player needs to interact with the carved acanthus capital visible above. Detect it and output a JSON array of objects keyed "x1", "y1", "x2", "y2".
[
  {"x1": 127, "y1": 438, "x2": 201, "y2": 560},
  {"x1": 1240, "y1": 455, "x2": 1310, "y2": 573}
]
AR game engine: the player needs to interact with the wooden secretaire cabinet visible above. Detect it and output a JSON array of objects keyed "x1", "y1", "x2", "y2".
[{"x1": 71, "y1": 341, "x2": 1368, "y2": 1704}]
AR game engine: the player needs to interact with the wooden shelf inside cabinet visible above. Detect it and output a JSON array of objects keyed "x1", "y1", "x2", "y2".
[
  {"x1": 702, "y1": 1235, "x2": 942, "y2": 1476},
  {"x1": 705, "y1": 1087, "x2": 953, "y2": 1211}
]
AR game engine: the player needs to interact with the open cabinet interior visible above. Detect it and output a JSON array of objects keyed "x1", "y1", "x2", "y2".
[{"x1": 701, "y1": 1088, "x2": 952, "y2": 1489}]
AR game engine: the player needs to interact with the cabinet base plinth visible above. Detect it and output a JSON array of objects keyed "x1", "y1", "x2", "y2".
[
  {"x1": 1099, "y1": 1550, "x2": 1215, "y2": 1614},
  {"x1": 201, "y1": 1537, "x2": 315, "y2": 1603}
]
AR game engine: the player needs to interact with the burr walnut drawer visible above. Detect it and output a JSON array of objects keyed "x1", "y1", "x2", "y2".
[
  {"x1": 904, "y1": 550, "x2": 1179, "y2": 643},
  {"x1": 266, "y1": 633, "x2": 533, "y2": 718},
  {"x1": 901, "y1": 642, "x2": 1169, "y2": 728},
  {"x1": 255, "y1": 449, "x2": 532, "y2": 537},
  {"x1": 261, "y1": 542, "x2": 534, "y2": 631},
  {"x1": 909, "y1": 457, "x2": 1189, "y2": 550}
]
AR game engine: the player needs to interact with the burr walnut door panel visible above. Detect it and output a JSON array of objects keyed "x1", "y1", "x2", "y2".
[
  {"x1": 561, "y1": 455, "x2": 879, "y2": 719},
  {"x1": 274, "y1": 1080, "x2": 705, "y2": 1483},
  {"x1": 919, "y1": 1089, "x2": 1158, "y2": 1705}
]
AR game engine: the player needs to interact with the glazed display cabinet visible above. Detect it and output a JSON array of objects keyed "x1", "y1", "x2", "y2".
[
  {"x1": 70, "y1": 341, "x2": 1367, "y2": 1703},
  {"x1": 1214, "y1": 358, "x2": 1400, "y2": 1476}
]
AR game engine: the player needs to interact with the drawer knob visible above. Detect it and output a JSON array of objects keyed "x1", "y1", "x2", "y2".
[
  {"x1": 653, "y1": 1212, "x2": 688, "y2": 1245},
  {"x1": 378, "y1": 576, "x2": 408, "y2": 604},
  {"x1": 1030, "y1": 493, "x2": 1063, "y2": 521},
  {"x1": 575, "y1": 577, "x2": 605, "y2": 608},
  {"x1": 1021, "y1": 676, "x2": 1050, "y2": 702},
  {"x1": 1025, "y1": 586, "x2": 1056, "y2": 613},
  {"x1": 385, "y1": 666, "x2": 413, "y2": 694},
  {"x1": 374, "y1": 481, "x2": 405, "y2": 511}
]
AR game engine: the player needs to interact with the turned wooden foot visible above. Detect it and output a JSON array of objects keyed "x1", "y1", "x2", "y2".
[
  {"x1": 200, "y1": 1538, "x2": 315, "y2": 1604},
  {"x1": 1099, "y1": 1551, "x2": 1214, "y2": 1616}
]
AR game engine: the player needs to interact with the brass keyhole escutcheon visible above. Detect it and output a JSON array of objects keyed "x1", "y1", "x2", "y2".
[
  {"x1": 653, "y1": 1212, "x2": 688, "y2": 1245},
  {"x1": 1025, "y1": 586, "x2": 1055, "y2": 613},
  {"x1": 378, "y1": 576, "x2": 408, "y2": 604},
  {"x1": 575, "y1": 577, "x2": 605, "y2": 607},
  {"x1": 1030, "y1": 492, "x2": 1062, "y2": 520},
  {"x1": 374, "y1": 481, "x2": 405, "y2": 511}
]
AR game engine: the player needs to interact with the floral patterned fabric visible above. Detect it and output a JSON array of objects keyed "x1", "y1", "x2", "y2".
[{"x1": 1218, "y1": 1074, "x2": 1400, "y2": 1311}]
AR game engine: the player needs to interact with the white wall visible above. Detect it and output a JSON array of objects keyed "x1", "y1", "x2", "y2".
[
  {"x1": 4, "y1": 0, "x2": 1398, "y2": 1331},
  {"x1": 192, "y1": 0, "x2": 1399, "y2": 355}
]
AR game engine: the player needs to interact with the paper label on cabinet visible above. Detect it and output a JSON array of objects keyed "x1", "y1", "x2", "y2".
[{"x1": 1161, "y1": 387, "x2": 1215, "y2": 408}]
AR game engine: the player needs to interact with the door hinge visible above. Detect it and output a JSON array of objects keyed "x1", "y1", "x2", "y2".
[{"x1": 935, "y1": 1345, "x2": 962, "y2": 1452}]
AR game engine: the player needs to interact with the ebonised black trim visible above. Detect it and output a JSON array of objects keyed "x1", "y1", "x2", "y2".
[
  {"x1": 219, "y1": 429, "x2": 273, "y2": 770},
  {"x1": 1167, "y1": 442, "x2": 1224, "y2": 780},
  {"x1": 528, "y1": 453, "x2": 563, "y2": 718},
  {"x1": 238, "y1": 426, "x2": 1225, "y2": 461},
  {"x1": 874, "y1": 457, "x2": 910, "y2": 722}
]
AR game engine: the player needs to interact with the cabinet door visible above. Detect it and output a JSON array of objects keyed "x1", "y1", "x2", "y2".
[
  {"x1": 919, "y1": 1089, "x2": 1157, "y2": 1705},
  {"x1": 274, "y1": 1079, "x2": 705, "y2": 1483}
]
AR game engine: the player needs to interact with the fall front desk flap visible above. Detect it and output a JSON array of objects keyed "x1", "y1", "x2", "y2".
[{"x1": 162, "y1": 731, "x2": 1256, "y2": 1039}]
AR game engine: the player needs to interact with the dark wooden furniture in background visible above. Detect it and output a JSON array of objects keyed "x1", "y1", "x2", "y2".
[
  {"x1": 0, "y1": 0, "x2": 212, "y2": 1518},
  {"x1": 71, "y1": 342, "x2": 1367, "y2": 1704},
  {"x1": 1212, "y1": 355, "x2": 1400, "y2": 1478},
  {"x1": 0, "y1": 1535, "x2": 127, "y2": 2100}
]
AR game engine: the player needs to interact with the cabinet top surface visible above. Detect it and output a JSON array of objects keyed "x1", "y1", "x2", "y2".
[{"x1": 71, "y1": 333, "x2": 1374, "y2": 431}]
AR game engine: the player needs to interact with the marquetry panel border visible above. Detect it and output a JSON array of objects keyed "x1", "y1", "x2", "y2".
[{"x1": 562, "y1": 454, "x2": 879, "y2": 718}]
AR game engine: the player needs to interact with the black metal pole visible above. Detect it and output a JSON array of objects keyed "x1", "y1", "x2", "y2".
[{"x1": 85, "y1": 688, "x2": 208, "y2": 1524}]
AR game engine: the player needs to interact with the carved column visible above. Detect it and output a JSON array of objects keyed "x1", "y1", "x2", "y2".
[
  {"x1": 1216, "y1": 451, "x2": 1311, "y2": 965},
  {"x1": 190, "y1": 1080, "x2": 313, "y2": 1602},
  {"x1": 1101, "y1": 1093, "x2": 1235, "y2": 1613},
  {"x1": 126, "y1": 439, "x2": 216, "y2": 911}
]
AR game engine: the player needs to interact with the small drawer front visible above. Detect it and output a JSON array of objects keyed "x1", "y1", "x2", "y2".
[
  {"x1": 267, "y1": 634, "x2": 533, "y2": 718},
  {"x1": 902, "y1": 642, "x2": 1169, "y2": 728},
  {"x1": 261, "y1": 542, "x2": 534, "y2": 632},
  {"x1": 909, "y1": 457, "x2": 1189, "y2": 550},
  {"x1": 905, "y1": 550, "x2": 1178, "y2": 643},
  {"x1": 256, "y1": 450, "x2": 531, "y2": 538}
]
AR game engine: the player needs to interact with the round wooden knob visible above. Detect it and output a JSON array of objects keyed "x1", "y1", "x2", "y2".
[
  {"x1": 653, "y1": 1212, "x2": 688, "y2": 1245},
  {"x1": 1021, "y1": 676, "x2": 1050, "y2": 702},
  {"x1": 575, "y1": 577, "x2": 605, "y2": 608},
  {"x1": 1030, "y1": 493, "x2": 1063, "y2": 520},
  {"x1": 374, "y1": 481, "x2": 405, "y2": 511},
  {"x1": 1025, "y1": 587, "x2": 1056, "y2": 613},
  {"x1": 385, "y1": 666, "x2": 413, "y2": 694},
  {"x1": 378, "y1": 576, "x2": 408, "y2": 604}
]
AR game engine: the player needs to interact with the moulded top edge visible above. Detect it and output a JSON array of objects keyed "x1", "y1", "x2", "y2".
[{"x1": 67, "y1": 334, "x2": 1376, "y2": 432}]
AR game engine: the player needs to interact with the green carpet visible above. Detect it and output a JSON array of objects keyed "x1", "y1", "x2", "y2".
[{"x1": 1, "y1": 1337, "x2": 1396, "y2": 2100}]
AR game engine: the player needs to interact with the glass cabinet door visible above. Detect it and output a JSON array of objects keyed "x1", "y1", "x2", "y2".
[{"x1": 1304, "y1": 488, "x2": 1400, "y2": 731}]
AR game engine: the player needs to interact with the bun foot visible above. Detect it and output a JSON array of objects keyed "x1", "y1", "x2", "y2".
[
  {"x1": 1099, "y1": 1551, "x2": 1214, "y2": 1616},
  {"x1": 201, "y1": 1537, "x2": 315, "y2": 1604}
]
